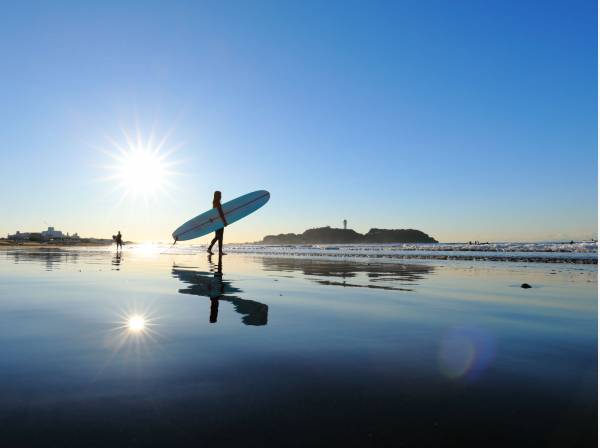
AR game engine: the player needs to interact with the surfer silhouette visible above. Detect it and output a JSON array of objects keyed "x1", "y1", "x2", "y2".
[
  {"x1": 207, "y1": 191, "x2": 228, "y2": 255},
  {"x1": 115, "y1": 231, "x2": 123, "y2": 250}
]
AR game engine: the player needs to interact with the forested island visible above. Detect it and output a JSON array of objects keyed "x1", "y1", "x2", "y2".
[{"x1": 260, "y1": 226, "x2": 438, "y2": 244}]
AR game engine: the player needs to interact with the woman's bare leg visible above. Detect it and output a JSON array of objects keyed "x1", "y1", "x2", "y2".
[{"x1": 207, "y1": 236, "x2": 218, "y2": 254}]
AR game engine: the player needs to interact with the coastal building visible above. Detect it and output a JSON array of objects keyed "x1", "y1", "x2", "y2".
[
  {"x1": 7, "y1": 230, "x2": 31, "y2": 240},
  {"x1": 41, "y1": 227, "x2": 64, "y2": 239},
  {"x1": 8, "y1": 227, "x2": 79, "y2": 242}
]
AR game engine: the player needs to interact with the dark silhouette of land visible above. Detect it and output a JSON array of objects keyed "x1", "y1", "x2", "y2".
[{"x1": 260, "y1": 226, "x2": 437, "y2": 244}]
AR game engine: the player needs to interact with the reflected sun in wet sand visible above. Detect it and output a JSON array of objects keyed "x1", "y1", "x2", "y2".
[
  {"x1": 102, "y1": 309, "x2": 161, "y2": 363},
  {"x1": 127, "y1": 315, "x2": 146, "y2": 332},
  {"x1": 116, "y1": 311, "x2": 157, "y2": 337}
]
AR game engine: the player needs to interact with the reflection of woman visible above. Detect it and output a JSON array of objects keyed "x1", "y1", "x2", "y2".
[
  {"x1": 209, "y1": 254, "x2": 224, "y2": 323},
  {"x1": 207, "y1": 191, "x2": 228, "y2": 255},
  {"x1": 172, "y1": 254, "x2": 268, "y2": 326}
]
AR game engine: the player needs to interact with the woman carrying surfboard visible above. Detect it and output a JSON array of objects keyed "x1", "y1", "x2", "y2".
[
  {"x1": 207, "y1": 191, "x2": 228, "y2": 255},
  {"x1": 171, "y1": 189, "x2": 270, "y2": 246}
]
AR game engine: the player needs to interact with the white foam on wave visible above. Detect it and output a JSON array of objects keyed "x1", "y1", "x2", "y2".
[
  {"x1": 172, "y1": 241, "x2": 598, "y2": 263},
  {"x1": 53, "y1": 241, "x2": 597, "y2": 264}
]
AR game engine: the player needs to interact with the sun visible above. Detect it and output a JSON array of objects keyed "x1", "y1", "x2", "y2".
[
  {"x1": 100, "y1": 126, "x2": 181, "y2": 203},
  {"x1": 119, "y1": 148, "x2": 168, "y2": 196}
]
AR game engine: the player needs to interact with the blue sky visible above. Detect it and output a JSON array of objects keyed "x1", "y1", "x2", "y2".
[{"x1": 0, "y1": 0, "x2": 597, "y2": 243}]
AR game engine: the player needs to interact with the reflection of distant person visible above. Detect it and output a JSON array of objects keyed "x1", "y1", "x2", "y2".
[
  {"x1": 207, "y1": 191, "x2": 228, "y2": 255},
  {"x1": 112, "y1": 251, "x2": 122, "y2": 270},
  {"x1": 115, "y1": 231, "x2": 123, "y2": 250}
]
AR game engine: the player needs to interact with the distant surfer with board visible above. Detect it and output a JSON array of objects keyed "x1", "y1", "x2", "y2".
[
  {"x1": 114, "y1": 231, "x2": 123, "y2": 250},
  {"x1": 207, "y1": 191, "x2": 228, "y2": 255}
]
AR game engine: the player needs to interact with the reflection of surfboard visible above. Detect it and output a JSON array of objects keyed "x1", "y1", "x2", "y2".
[{"x1": 172, "y1": 190, "x2": 270, "y2": 241}]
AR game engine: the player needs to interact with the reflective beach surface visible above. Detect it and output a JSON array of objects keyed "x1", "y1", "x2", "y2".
[{"x1": 0, "y1": 247, "x2": 596, "y2": 447}]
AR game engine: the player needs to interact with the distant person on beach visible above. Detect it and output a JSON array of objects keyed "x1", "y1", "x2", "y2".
[
  {"x1": 207, "y1": 191, "x2": 228, "y2": 255},
  {"x1": 115, "y1": 231, "x2": 123, "y2": 250}
]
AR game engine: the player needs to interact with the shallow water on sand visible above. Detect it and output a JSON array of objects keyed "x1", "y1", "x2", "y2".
[{"x1": 0, "y1": 247, "x2": 596, "y2": 447}]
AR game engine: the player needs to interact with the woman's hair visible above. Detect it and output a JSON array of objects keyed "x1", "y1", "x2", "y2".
[{"x1": 214, "y1": 191, "x2": 221, "y2": 200}]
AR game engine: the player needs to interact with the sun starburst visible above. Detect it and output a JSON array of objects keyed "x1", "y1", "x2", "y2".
[{"x1": 99, "y1": 125, "x2": 182, "y2": 204}]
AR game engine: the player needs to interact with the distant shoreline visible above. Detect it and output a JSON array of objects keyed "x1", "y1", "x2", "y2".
[
  {"x1": 0, "y1": 241, "x2": 114, "y2": 248},
  {"x1": 2, "y1": 241, "x2": 595, "y2": 264}
]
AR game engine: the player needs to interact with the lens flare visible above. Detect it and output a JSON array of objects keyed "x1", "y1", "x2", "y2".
[
  {"x1": 439, "y1": 327, "x2": 495, "y2": 381},
  {"x1": 439, "y1": 334, "x2": 476, "y2": 378}
]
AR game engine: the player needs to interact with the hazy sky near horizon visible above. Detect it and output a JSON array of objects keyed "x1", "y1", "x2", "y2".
[{"x1": 0, "y1": 0, "x2": 597, "y2": 243}]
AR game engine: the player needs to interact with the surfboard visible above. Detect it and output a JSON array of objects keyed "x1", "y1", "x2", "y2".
[{"x1": 172, "y1": 190, "x2": 270, "y2": 241}]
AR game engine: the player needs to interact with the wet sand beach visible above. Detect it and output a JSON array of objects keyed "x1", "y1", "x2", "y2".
[{"x1": 0, "y1": 246, "x2": 596, "y2": 447}]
